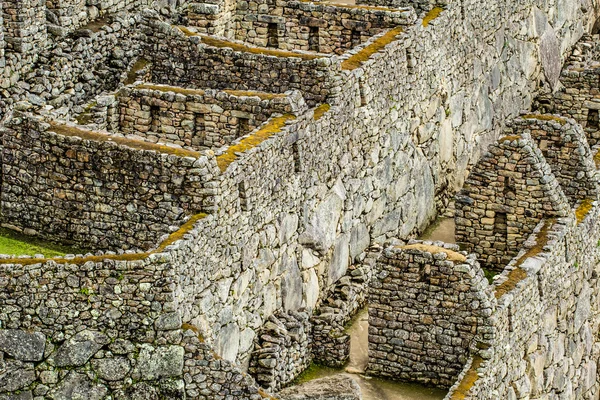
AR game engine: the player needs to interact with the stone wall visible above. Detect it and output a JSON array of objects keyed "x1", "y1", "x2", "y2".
[
  {"x1": 367, "y1": 241, "x2": 495, "y2": 387},
  {"x1": 249, "y1": 311, "x2": 311, "y2": 392},
  {"x1": 2, "y1": 12, "x2": 144, "y2": 113},
  {"x1": 118, "y1": 84, "x2": 304, "y2": 150},
  {"x1": 455, "y1": 131, "x2": 570, "y2": 271},
  {"x1": 311, "y1": 261, "x2": 372, "y2": 367},
  {"x1": 186, "y1": 0, "x2": 238, "y2": 37},
  {"x1": 510, "y1": 114, "x2": 599, "y2": 205},
  {"x1": 234, "y1": 1, "x2": 414, "y2": 54},
  {"x1": 142, "y1": 14, "x2": 341, "y2": 106},
  {"x1": 536, "y1": 34, "x2": 600, "y2": 145},
  {"x1": 0, "y1": 228, "x2": 275, "y2": 400},
  {"x1": 0, "y1": 0, "x2": 598, "y2": 396},
  {"x1": 1, "y1": 113, "x2": 218, "y2": 251},
  {"x1": 446, "y1": 204, "x2": 600, "y2": 399}
]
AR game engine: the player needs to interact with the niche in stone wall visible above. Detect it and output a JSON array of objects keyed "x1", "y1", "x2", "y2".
[
  {"x1": 293, "y1": 141, "x2": 302, "y2": 172},
  {"x1": 267, "y1": 23, "x2": 279, "y2": 48},
  {"x1": 309, "y1": 27, "x2": 320, "y2": 52},
  {"x1": 238, "y1": 117, "x2": 250, "y2": 136},
  {"x1": 350, "y1": 29, "x2": 361, "y2": 48},
  {"x1": 587, "y1": 109, "x2": 599, "y2": 129},
  {"x1": 150, "y1": 105, "x2": 161, "y2": 133},
  {"x1": 194, "y1": 112, "x2": 205, "y2": 137},
  {"x1": 239, "y1": 180, "x2": 251, "y2": 211}
]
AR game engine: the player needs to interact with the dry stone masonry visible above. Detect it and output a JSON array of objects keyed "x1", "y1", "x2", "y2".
[
  {"x1": 367, "y1": 242, "x2": 494, "y2": 387},
  {"x1": 455, "y1": 128, "x2": 570, "y2": 271},
  {"x1": 0, "y1": 0, "x2": 599, "y2": 397}
]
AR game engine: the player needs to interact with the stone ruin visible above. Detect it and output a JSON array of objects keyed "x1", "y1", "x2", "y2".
[{"x1": 0, "y1": 0, "x2": 598, "y2": 398}]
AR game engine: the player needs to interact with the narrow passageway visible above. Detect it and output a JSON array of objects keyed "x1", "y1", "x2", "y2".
[{"x1": 344, "y1": 308, "x2": 447, "y2": 400}]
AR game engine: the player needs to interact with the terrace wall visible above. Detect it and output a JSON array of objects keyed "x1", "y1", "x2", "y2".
[
  {"x1": 1, "y1": 114, "x2": 219, "y2": 251},
  {"x1": 118, "y1": 85, "x2": 304, "y2": 150},
  {"x1": 234, "y1": 1, "x2": 414, "y2": 54},
  {"x1": 142, "y1": 14, "x2": 341, "y2": 106},
  {"x1": 446, "y1": 206, "x2": 600, "y2": 399}
]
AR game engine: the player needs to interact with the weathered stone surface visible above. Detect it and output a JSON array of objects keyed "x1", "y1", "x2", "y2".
[
  {"x1": 91, "y1": 357, "x2": 131, "y2": 381},
  {"x1": 49, "y1": 372, "x2": 107, "y2": 400},
  {"x1": 0, "y1": 361, "x2": 36, "y2": 392},
  {"x1": 278, "y1": 375, "x2": 361, "y2": 400},
  {"x1": 540, "y1": 27, "x2": 561, "y2": 89},
  {"x1": 0, "y1": 330, "x2": 45, "y2": 361},
  {"x1": 136, "y1": 345, "x2": 184, "y2": 381},
  {"x1": 52, "y1": 330, "x2": 109, "y2": 367}
]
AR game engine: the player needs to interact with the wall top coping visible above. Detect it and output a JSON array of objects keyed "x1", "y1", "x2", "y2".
[
  {"x1": 176, "y1": 26, "x2": 327, "y2": 60},
  {"x1": 129, "y1": 84, "x2": 290, "y2": 101},
  {"x1": 341, "y1": 26, "x2": 405, "y2": 70},
  {"x1": 399, "y1": 243, "x2": 467, "y2": 263},
  {"x1": 0, "y1": 213, "x2": 208, "y2": 267},
  {"x1": 48, "y1": 122, "x2": 203, "y2": 158}
]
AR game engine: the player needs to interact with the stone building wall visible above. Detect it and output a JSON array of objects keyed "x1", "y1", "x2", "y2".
[
  {"x1": 535, "y1": 35, "x2": 600, "y2": 145},
  {"x1": 367, "y1": 241, "x2": 495, "y2": 387},
  {"x1": 0, "y1": 0, "x2": 597, "y2": 396},
  {"x1": 186, "y1": 0, "x2": 238, "y2": 37},
  {"x1": 1, "y1": 12, "x2": 143, "y2": 113},
  {"x1": 311, "y1": 261, "x2": 372, "y2": 367},
  {"x1": 249, "y1": 311, "x2": 311, "y2": 392},
  {"x1": 142, "y1": 14, "x2": 342, "y2": 106},
  {"x1": 0, "y1": 229, "x2": 274, "y2": 400},
  {"x1": 510, "y1": 114, "x2": 599, "y2": 205},
  {"x1": 117, "y1": 85, "x2": 304, "y2": 150},
  {"x1": 455, "y1": 131, "x2": 570, "y2": 271},
  {"x1": 234, "y1": 1, "x2": 414, "y2": 54},
  {"x1": 2, "y1": 0, "x2": 47, "y2": 67},
  {"x1": 1, "y1": 113, "x2": 219, "y2": 251},
  {"x1": 446, "y1": 205, "x2": 600, "y2": 399}
]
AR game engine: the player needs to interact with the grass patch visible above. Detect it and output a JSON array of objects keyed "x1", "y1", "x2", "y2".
[
  {"x1": 482, "y1": 268, "x2": 496, "y2": 284},
  {"x1": 594, "y1": 149, "x2": 600, "y2": 168},
  {"x1": 341, "y1": 27, "x2": 404, "y2": 70},
  {"x1": 75, "y1": 101, "x2": 97, "y2": 125},
  {"x1": 449, "y1": 355, "x2": 483, "y2": 399},
  {"x1": 0, "y1": 213, "x2": 208, "y2": 266},
  {"x1": 313, "y1": 103, "x2": 331, "y2": 121},
  {"x1": 0, "y1": 227, "x2": 82, "y2": 257},
  {"x1": 124, "y1": 58, "x2": 150, "y2": 86},
  {"x1": 575, "y1": 198, "x2": 594, "y2": 224},
  {"x1": 521, "y1": 114, "x2": 566, "y2": 124},
  {"x1": 422, "y1": 6, "x2": 444, "y2": 27},
  {"x1": 216, "y1": 114, "x2": 296, "y2": 171},
  {"x1": 292, "y1": 362, "x2": 342, "y2": 385}
]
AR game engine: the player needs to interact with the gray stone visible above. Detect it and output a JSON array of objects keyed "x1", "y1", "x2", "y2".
[
  {"x1": 154, "y1": 312, "x2": 182, "y2": 330},
  {"x1": 49, "y1": 372, "x2": 107, "y2": 400},
  {"x1": 0, "y1": 330, "x2": 46, "y2": 361},
  {"x1": 136, "y1": 345, "x2": 184, "y2": 381},
  {"x1": 328, "y1": 234, "x2": 349, "y2": 286},
  {"x1": 349, "y1": 223, "x2": 370, "y2": 260},
  {"x1": 0, "y1": 391, "x2": 33, "y2": 400},
  {"x1": 91, "y1": 356, "x2": 131, "y2": 381},
  {"x1": 0, "y1": 361, "x2": 36, "y2": 392},
  {"x1": 214, "y1": 323, "x2": 240, "y2": 363},
  {"x1": 52, "y1": 330, "x2": 109, "y2": 367},
  {"x1": 278, "y1": 375, "x2": 361, "y2": 400},
  {"x1": 540, "y1": 27, "x2": 561, "y2": 89}
]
